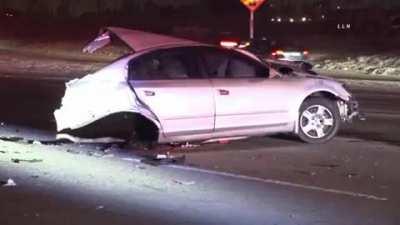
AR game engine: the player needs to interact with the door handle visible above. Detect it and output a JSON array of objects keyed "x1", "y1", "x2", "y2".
[
  {"x1": 218, "y1": 89, "x2": 230, "y2": 96},
  {"x1": 144, "y1": 90, "x2": 155, "y2": 96}
]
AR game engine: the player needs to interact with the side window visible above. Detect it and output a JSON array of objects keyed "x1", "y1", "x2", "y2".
[
  {"x1": 226, "y1": 54, "x2": 268, "y2": 78},
  {"x1": 201, "y1": 49, "x2": 229, "y2": 78},
  {"x1": 200, "y1": 48, "x2": 268, "y2": 79},
  {"x1": 129, "y1": 49, "x2": 200, "y2": 80},
  {"x1": 227, "y1": 57, "x2": 258, "y2": 78}
]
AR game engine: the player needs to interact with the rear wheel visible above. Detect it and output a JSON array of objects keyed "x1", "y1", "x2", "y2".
[
  {"x1": 124, "y1": 114, "x2": 159, "y2": 150},
  {"x1": 298, "y1": 98, "x2": 340, "y2": 144}
]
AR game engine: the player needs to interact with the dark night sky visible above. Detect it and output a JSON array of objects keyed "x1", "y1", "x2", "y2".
[{"x1": 1, "y1": 0, "x2": 400, "y2": 16}]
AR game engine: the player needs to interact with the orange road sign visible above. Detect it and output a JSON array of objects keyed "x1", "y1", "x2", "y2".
[{"x1": 240, "y1": 0, "x2": 266, "y2": 12}]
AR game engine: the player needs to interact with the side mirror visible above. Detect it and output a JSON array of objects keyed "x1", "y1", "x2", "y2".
[{"x1": 279, "y1": 67, "x2": 294, "y2": 75}]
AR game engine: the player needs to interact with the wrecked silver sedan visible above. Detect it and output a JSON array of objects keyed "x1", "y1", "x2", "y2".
[{"x1": 54, "y1": 27, "x2": 360, "y2": 145}]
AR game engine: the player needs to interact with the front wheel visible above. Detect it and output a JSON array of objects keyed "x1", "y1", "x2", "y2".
[{"x1": 298, "y1": 98, "x2": 340, "y2": 144}]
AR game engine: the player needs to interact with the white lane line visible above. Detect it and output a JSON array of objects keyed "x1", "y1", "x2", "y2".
[{"x1": 169, "y1": 165, "x2": 388, "y2": 201}]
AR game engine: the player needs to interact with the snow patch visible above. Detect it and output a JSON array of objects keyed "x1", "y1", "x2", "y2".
[{"x1": 315, "y1": 55, "x2": 400, "y2": 76}]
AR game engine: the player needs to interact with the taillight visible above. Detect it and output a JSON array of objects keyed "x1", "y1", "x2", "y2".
[{"x1": 272, "y1": 50, "x2": 284, "y2": 57}]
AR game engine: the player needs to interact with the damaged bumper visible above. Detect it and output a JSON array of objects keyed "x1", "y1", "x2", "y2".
[
  {"x1": 338, "y1": 98, "x2": 364, "y2": 123},
  {"x1": 54, "y1": 71, "x2": 141, "y2": 136}
]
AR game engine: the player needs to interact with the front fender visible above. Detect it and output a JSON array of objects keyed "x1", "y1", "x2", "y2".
[{"x1": 292, "y1": 79, "x2": 353, "y2": 133}]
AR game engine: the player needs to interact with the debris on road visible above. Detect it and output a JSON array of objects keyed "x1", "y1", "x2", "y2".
[
  {"x1": 66, "y1": 149, "x2": 80, "y2": 154},
  {"x1": 122, "y1": 157, "x2": 138, "y2": 162},
  {"x1": 141, "y1": 154, "x2": 186, "y2": 166},
  {"x1": 346, "y1": 172, "x2": 359, "y2": 179},
  {"x1": 180, "y1": 142, "x2": 200, "y2": 149},
  {"x1": 1, "y1": 178, "x2": 17, "y2": 187},
  {"x1": 310, "y1": 163, "x2": 340, "y2": 169},
  {"x1": 32, "y1": 140, "x2": 42, "y2": 145},
  {"x1": 99, "y1": 144, "x2": 121, "y2": 152},
  {"x1": 0, "y1": 136, "x2": 60, "y2": 146},
  {"x1": 11, "y1": 158, "x2": 43, "y2": 164},
  {"x1": 135, "y1": 165, "x2": 146, "y2": 170},
  {"x1": 103, "y1": 148, "x2": 114, "y2": 154},
  {"x1": 0, "y1": 136, "x2": 24, "y2": 142},
  {"x1": 293, "y1": 170, "x2": 317, "y2": 176},
  {"x1": 86, "y1": 151, "x2": 105, "y2": 158},
  {"x1": 173, "y1": 179, "x2": 195, "y2": 186},
  {"x1": 39, "y1": 139, "x2": 71, "y2": 146},
  {"x1": 102, "y1": 154, "x2": 114, "y2": 158}
]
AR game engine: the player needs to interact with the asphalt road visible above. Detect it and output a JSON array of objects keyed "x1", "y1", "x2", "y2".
[{"x1": 0, "y1": 76, "x2": 399, "y2": 225}]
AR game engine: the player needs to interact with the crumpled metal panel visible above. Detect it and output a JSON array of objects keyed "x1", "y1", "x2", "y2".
[
  {"x1": 83, "y1": 27, "x2": 199, "y2": 53},
  {"x1": 54, "y1": 57, "x2": 140, "y2": 132},
  {"x1": 83, "y1": 31, "x2": 111, "y2": 53}
]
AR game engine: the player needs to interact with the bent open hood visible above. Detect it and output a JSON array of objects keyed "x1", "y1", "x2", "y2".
[{"x1": 83, "y1": 27, "x2": 199, "y2": 53}]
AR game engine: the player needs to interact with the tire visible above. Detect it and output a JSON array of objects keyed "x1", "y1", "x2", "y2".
[{"x1": 298, "y1": 98, "x2": 340, "y2": 144}]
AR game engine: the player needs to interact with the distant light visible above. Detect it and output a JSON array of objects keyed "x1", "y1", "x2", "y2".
[
  {"x1": 289, "y1": 18, "x2": 294, "y2": 23},
  {"x1": 238, "y1": 41, "x2": 251, "y2": 48},
  {"x1": 277, "y1": 17, "x2": 282, "y2": 23},
  {"x1": 220, "y1": 41, "x2": 238, "y2": 48},
  {"x1": 337, "y1": 5, "x2": 341, "y2": 10},
  {"x1": 271, "y1": 18, "x2": 275, "y2": 22},
  {"x1": 303, "y1": 50, "x2": 309, "y2": 55},
  {"x1": 321, "y1": 14, "x2": 326, "y2": 19},
  {"x1": 301, "y1": 17, "x2": 307, "y2": 22}
]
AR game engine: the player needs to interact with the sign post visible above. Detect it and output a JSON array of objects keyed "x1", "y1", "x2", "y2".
[
  {"x1": 250, "y1": 11, "x2": 254, "y2": 39},
  {"x1": 240, "y1": 0, "x2": 266, "y2": 39}
]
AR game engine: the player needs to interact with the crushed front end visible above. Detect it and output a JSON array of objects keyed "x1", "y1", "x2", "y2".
[{"x1": 337, "y1": 97, "x2": 364, "y2": 123}]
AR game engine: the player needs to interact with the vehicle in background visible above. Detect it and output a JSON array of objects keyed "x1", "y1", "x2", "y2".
[
  {"x1": 270, "y1": 47, "x2": 309, "y2": 62},
  {"x1": 219, "y1": 37, "x2": 309, "y2": 62}
]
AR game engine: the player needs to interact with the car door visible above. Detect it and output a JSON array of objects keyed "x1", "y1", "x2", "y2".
[
  {"x1": 128, "y1": 47, "x2": 215, "y2": 137},
  {"x1": 200, "y1": 47, "x2": 291, "y2": 132}
]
